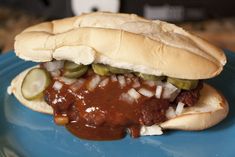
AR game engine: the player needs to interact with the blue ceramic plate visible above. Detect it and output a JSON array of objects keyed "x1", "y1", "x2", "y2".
[{"x1": 0, "y1": 50, "x2": 235, "y2": 157}]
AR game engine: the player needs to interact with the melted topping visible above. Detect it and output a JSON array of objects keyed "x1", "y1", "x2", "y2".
[{"x1": 44, "y1": 72, "x2": 170, "y2": 140}]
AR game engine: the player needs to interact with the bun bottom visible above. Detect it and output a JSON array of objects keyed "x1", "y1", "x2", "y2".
[
  {"x1": 160, "y1": 83, "x2": 228, "y2": 130},
  {"x1": 9, "y1": 67, "x2": 229, "y2": 132}
]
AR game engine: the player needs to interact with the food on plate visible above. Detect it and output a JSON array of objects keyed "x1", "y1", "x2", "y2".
[{"x1": 8, "y1": 12, "x2": 228, "y2": 140}]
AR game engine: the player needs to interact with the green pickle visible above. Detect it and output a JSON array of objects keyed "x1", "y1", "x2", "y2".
[
  {"x1": 135, "y1": 72, "x2": 165, "y2": 81},
  {"x1": 167, "y1": 77, "x2": 198, "y2": 90},
  {"x1": 64, "y1": 65, "x2": 88, "y2": 78},
  {"x1": 21, "y1": 68, "x2": 51, "y2": 100},
  {"x1": 92, "y1": 64, "x2": 110, "y2": 76},
  {"x1": 109, "y1": 66, "x2": 131, "y2": 74},
  {"x1": 64, "y1": 61, "x2": 84, "y2": 72}
]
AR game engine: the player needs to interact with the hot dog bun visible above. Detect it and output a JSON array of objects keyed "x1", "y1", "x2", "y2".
[
  {"x1": 14, "y1": 12, "x2": 226, "y2": 79},
  {"x1": 8, "y1": 67, "x2": 228, "y2": 131}
]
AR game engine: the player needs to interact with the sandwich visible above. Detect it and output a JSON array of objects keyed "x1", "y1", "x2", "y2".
[{"x1": 8, "y1": 12, "x2": 229, "y2": 140}]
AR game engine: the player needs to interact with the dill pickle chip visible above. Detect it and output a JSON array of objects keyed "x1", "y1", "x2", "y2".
[
  {"x1": 21, "y1": 68, "x2": 51, "y2": 100},
  {"x1": 63, "y1": 66, "x2": 88, "y2": 78},
  {"x1": 135, "y1": 72, "x2": 165, "y2": 81},
  {"x1": 109, "y1": 66, "x2": 131, "y2": 74},
  {"x1": 64, "y1": 61, "x2": 84, "y2": 72},
  {"x1": 92, "y1": 64, "x2": 110, "y2": 76},
  {"x1": 167, "y1": 77, "x2": 198, "y2": 90}
]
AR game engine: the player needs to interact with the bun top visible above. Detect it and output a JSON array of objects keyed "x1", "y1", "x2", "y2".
[{"x1": 14, "y1": 12, "x2": 226, "y2": 79}]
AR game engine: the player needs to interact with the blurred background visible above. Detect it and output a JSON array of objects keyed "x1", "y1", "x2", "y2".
[{"x1": 0, "y1": 0, "x2": 235, "y2": 54}]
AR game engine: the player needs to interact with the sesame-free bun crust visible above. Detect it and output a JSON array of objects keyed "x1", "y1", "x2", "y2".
[
  {"x1": 9, "y1": 67, "x2": 228, "y2": 131},
  {"x1": 14, "y1": 12, "x2": 226, "y2": 79}
]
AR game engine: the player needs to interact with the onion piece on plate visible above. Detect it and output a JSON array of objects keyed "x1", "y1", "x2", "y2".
[{"x1": 140, "y1": 125, "x2": 163, "y2": 136}]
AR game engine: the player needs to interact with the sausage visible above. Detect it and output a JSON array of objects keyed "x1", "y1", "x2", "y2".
[
  {"x1": 140, "y1": 98, "x2": 170, "y2": 125},
  {"x1": 175, "y1": 81, "x2": 203, "y2": 106}
]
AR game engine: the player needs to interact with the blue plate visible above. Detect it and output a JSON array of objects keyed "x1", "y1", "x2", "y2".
[{"x1": 0, "y1": 50, "x2": 235, "y2": 157}]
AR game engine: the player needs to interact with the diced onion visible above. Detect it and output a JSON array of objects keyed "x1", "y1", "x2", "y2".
[
  {"x1": 99, "y1": 78, "x2": 109, "y2": 88},
  {"x1": 44, "y1": 60, "x2": 64, "y2": 72},
  {"x1": 175, "y1": 102, "x2": 185, "y2": 115},
  {"x1": 128, "y1": 88, "x2": 141, "y2": 100},
  {"x1": 124, "y1": 73, "x2": 134, "y2": 78},
  {"x1": 50, "y1": 70, "x2": 60, "y2": 77},
  {"x1": 111, "y1": 75, "x2": 117, "y2": 82},
  {"x1": 162, "y1": 82, "x2": 179, "y2": 100},
  {"x1": 87, "y1": 75, "x2": 101, "y2": 91},
  {"x1": 165, "y1": 107, "x2": 176, "y2": 119},
  {"x1": 144, "y1": 80, "x2": 156, "y2": 87},
  {"x1": 138, "y1": 88, "x2": 154, "y2": 97},
  {"x1": 132, "y1": 79, "x2": 140, "y2": 88},
  {"x1": 155, "y1": 86, "x2": 163, "y2": 99},
  {"x1": 70, "y1": 79, "x2": 85, "y2": 91},
  {"x1": 118, "y1": 75, "x2": 126, "y2": 88},
  {"x1": 7, "y1": 86, "x2": 13, "y2": 95},
  {"x1": 169, "y1": 89, "x2": 181, "y2": 102},
  {"x1": 119, "y1": 93, "x2": 134, "y2": 104},
  {"x1": 140, "y1": 125, "x2": 163, "y2": 136},
  {"x1": 53, "y1": 81, "x2": 63, "y2": 91},
  {"x1": 58, "y1": 76, "x2": 76, "y2": 85},
  {"x1": 119, "y1": 93, "x2": 135, "y2": 104},
  {"x1": 126, "y1": 78, "x2": 132, "y2": 84},
  {"x1": 156, "y1": 80, "x2": 164, "y2": 86}
]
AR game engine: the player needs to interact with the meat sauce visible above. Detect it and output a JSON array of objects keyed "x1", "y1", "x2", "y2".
[
  {"x1": 175, "y1": 82, "x2": 203, "y2": 106},
  {"x1": 44, "y1": 69, "x2": 202, "y2": 141},
  {"x1": 44, "y1": 72, "x2": 170, "y2": 140}
]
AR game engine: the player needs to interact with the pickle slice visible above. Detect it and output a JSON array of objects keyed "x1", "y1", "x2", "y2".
[
  {"x1": 92, "y1": 64, "x2": 110, "y2": 76},
  {"x1": 167, "y1": 77, "x2": 198, "y2": 90},
  {"x1": 63, "y1": 66, "x2": 88, "y2": 78},
  {"x1": 64, "y1": 61, "x2": 84, "y2": 72},
  {"x1": 109, "y1": 66, "x2": 131, "y2": 74},
  {"x1": 21, "y1": 68, "x2": 51, "y2": 100},
  {"x1": 135, "y1": 73, "x2": 165, "y2": 81}
]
